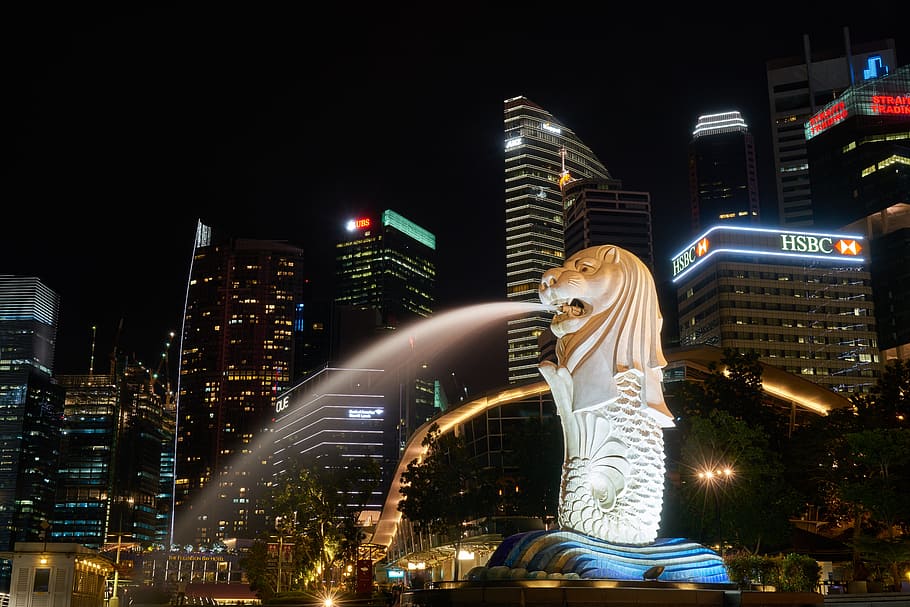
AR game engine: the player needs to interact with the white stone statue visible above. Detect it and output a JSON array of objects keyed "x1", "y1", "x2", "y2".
[{"x1": 538, "y1": 244, "x2": 674, "y2": 545}]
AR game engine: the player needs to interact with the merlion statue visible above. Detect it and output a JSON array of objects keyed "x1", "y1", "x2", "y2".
[
  {"x1": 538, "y1": 244, "x2": 673, "y2": 545},
  {"x1": 474, "y1": 244, "x2": 728, "y2": 581}
]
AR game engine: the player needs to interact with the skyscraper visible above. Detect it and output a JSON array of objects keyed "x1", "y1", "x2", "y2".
[
  {"x1": 672, "y1": 225, "x2": 881, "y2": 394},
  {"x1": 0, "y1": 276, "x2": 64, "y2": 551},
  {"x1": 334, "y1": 209, "x2": 437, "y2": 445},
  {"x1": 173, "y1": 221, "x2": 306, "y2": 547},
  {"x1": 562, "y1": 178, "x2": 654, "y2": 269},
  {"x1": 687, "y1": 111, "x2": 760, "y2": 234},
  {"x1": 504, "y1": 96, "x2": 613, "y2": 384},
  {"x1": 53, "y1": 360, "x2": 166, "y2": 549},
  {"x1": 334, "y1": 210, "x2": 435, "y2": 333},
  {"x1": 766, "y1": 29, "x2": 897, "y2": 226},
  {"x1": 805, "y1": 63, "x2": 910, "y2": 360}
]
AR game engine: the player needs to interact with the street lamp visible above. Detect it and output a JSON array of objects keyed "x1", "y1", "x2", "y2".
[{"x1": 696, "y1": 465, "x2": 734, "y2": 551}]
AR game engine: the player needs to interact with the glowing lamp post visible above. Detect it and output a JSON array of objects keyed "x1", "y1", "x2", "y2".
[{"x1": 697, "y1": 466, "x2": 734, "y2": 551}]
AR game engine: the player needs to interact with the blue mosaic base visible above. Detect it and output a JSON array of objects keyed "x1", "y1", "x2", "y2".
[{"x1": 484, "y1": 529, "x2": 730, "y2": 584}]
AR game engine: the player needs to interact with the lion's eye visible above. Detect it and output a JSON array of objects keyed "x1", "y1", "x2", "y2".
[{"x1": 578, "y1": 262, "x2": 596, "y2": 273}]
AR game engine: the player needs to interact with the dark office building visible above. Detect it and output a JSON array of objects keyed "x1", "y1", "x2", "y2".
[
  {"x1": 53, "y1": 361, "x2": 166, "y2": 549},
  {"x1": 174, "y1": 221, "x2": 306, "y2": 547},
  {"x1": 805, "y1": 64, "x2": 910, "y2": 228},
  {"x1": 687, "y1": 111, "x2": 760, "y2": 234},
  {"x1": 293, "y1": 282, "x2": 332, "y2": 382},
  {"x1": 270, "y1": 367, "x2": 392, "y2": 519},
  {"x1": 766, "y1": 29, "x2": 897, "y2": 226},
  {"x1": 0, "y1": 276, "x2": 64, "y2": 555},
  {"x1": 805, "y1": 64, "x2": 910, "y2": 359},
  {"x1": 562, "y1": 177, "x2": 654, "y2": 270},
  {"x1": 334, "y1": 209, "x2": 439, "y2": 446}
]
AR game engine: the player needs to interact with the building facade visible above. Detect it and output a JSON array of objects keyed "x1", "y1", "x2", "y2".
[
  {"x1": 334, "y1": 210, "x2": 438, "y2": 444},
  {"x1": 562, "y1": 177, "x2": 654, "y2": 269},
  {"x1": 804, "y1": 64, "x2": 910, "y2": 360},
  {"x1": 174, "y1": 221, "x2": 306, "y2": 547},
  {"x1": 269, "y1": 367, "x2": 393, "y2": 516},
  {"x1": 672, "y1": 225, "x2": 881, "y2": 395},
  {"x1": 504, "y1": 96, "x2": 613, "y2": 384},
  {"x1": 687, "y1": 111, "x2": 760, "y2": 234},
  {"x1": 766, "y1": 30, "x2": 897, "y2": 226},
  {"x1": 333, "y1": 210, "x2": 436, "y2": 362},
  {"x1": 0, "y1": 276, "x2": 64, "y2": 553},
  {"x1": 53, "y1": 360, "x2": 170, "y2": 550}
]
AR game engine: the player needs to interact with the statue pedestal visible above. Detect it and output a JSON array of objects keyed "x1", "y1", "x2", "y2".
[
  {"x1": 400, "y1": 581, "x2": 824, "y2": 607},
  {"x1": 474, "y1": 530, "x2": 730, "y2": 584}
]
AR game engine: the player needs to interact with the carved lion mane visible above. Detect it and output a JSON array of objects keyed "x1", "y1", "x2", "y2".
[{"x1": 538, "y1": 244, "x2": 673, "y2": 427}]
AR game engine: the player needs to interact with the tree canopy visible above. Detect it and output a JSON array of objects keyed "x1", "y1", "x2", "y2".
[{"x1": 242, "y1": 453, "x2": 381, "y2": 595}]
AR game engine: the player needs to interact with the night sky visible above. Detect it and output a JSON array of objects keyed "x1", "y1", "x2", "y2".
[{"x1": 4, "y1": 6, "x2": 908, "y2": 394}]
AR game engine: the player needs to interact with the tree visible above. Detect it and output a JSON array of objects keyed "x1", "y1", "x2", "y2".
[
  {"x1": 674, "y1": 349, "x2": 786, "y2": 443},
  {"x1": 666, "y1": 348, "x2": 799, "y2": 553},
  {"x1": 675, "y1": 409, "x2": 799, "y2": 554},
  {"x1": 842, "y1": 428, "x2": 910, "y2": 588},
  {"x1": 852, "y1": 359, "x2": 910, "y2": 430},
  {"x1": 398, "y1": 423, "x2": 497, "y2": 580},
  {"x1": 239, "y1": 541, "x2": 276, "y2": 600},
  {"x1": 788, "y1": 358, "x2": 910, "y2": 577},
  {"x1": 266, "y1": 453, "x2": 381, "y2": 592}
]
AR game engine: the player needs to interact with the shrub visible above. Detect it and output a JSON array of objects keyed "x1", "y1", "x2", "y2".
[{"x1": 724, "y1": 553, "x2": 820, "y2": 593}]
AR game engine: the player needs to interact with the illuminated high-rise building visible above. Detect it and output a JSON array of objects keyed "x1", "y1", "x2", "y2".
[
  {"x1": 334, "y1": 210, "x2": 435, "y2": 337},
  {"x1": 504, "y1": 96, "x2": 613, "y2": 384},
  {"x1": 672, "y1": 225, "x2": 881, "y2": 394},
  {"x1": 805, "y1": 64, "x2": 910, "y2": 360},
  {"x1": 53, "y1": 360, "x2": 167, "y2": 548},
  {"x1": 0, "y1": 276, "x2": 64, "y2": 554},
  {"x1": 334, "y1": 209, "x2": 437, "y2": 445},
  {"x1": 173, "y1": 221, "x2": 305, "y2": 547},
  {"x1": 687, "y1": 111, "x2": 760, "y2": 234},
  {"x1": 766, "y1": 29, "x2": 897, "y2": 226}
]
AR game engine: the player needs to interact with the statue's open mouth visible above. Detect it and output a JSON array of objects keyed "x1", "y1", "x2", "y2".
[{"x1": 555, "y1": 298, "x2": 587, "y2": 320}]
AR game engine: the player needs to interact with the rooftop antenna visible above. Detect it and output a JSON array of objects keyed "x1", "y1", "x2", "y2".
[{"x1": 558, "y1": 146, "x2": 573, "y2": 190}]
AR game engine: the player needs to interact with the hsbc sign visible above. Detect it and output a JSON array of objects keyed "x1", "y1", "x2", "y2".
[
  {"x1": 671, "y1": 226, "x2": 865, "y2": 282},
  {"x1": 671, "y1": 237, "x2": 710, "y2": 277}
]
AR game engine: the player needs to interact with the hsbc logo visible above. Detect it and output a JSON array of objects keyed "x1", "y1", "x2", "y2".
[{"x1": 835, "y1": 239, "x2": 862, "y2": 255}]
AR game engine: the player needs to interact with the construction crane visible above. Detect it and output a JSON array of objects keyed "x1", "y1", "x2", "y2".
[{"x1": 149, "y1": 330, "x2": 176, "y2": 403}]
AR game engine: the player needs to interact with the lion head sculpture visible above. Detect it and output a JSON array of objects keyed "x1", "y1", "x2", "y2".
[{"x1": 538, "y1": 244, "x2": 673, "y2": 427}]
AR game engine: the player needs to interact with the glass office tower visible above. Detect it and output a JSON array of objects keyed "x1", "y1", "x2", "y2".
[
  {"x1": 504, "y1": 96, "x2": 612, "y2": 384},
  {"x1": 0, "y1": 276, "x2": 64, "y2": 552}
]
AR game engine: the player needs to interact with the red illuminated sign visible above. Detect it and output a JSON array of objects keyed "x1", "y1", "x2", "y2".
[
  {"x1": 353, "y1": 217, "x2": 371, "y2": 229},
  {"x1": 807, "y1": 101, "x2": 847, "y2": 138},
  {"x1": 871, "y1": 95, "x2": 910, "y2": 115}
]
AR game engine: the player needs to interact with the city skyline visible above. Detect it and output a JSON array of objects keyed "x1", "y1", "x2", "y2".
[{"x1": 4, "y1": 7, "x2": 907, "y2": 395}]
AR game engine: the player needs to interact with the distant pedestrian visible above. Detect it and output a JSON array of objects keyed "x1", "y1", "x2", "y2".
[{"x1": 177, "y1": 580, "x2": 188, "y2": 606}]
